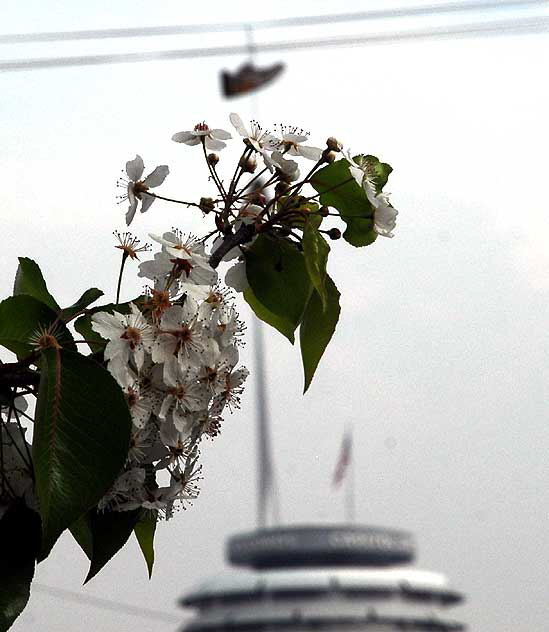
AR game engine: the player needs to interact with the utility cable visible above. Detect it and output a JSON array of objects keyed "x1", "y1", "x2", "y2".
[
  {"x1": 0, "y1": 0, "x2": 546, "y2": 44},
  {"x1": 34, "y1": 583, "x2": 182, "y2": 624},
  {"x1": 1, "y1": 16, "x2": 547, "y2": 73}
]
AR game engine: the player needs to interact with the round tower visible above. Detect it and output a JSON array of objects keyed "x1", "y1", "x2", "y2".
[{"x1": 180, "y1": 524, "x2": 466, "y2": 631}]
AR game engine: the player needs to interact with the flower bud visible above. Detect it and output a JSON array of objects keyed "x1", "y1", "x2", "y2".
[
  {"x1": 275, "y1": 181, "x2": 290, "y2": 196},
  {"x1": 207, "y1": 153, "x2": 219, "y2": 166},
  {"x1": 327, "y1": 227, "x2": 342, "y2": 240},
  {"x1": 319, "y1": 205, "x2": 330, "y2": 218},
  {"x1": 276, "y1": 169, "x2": 294, "y2": 184},
  {"x1": 326, "y1": 137, "x2": 342, "y2": 152},
  {"x1": 199, "y1": 197, "x2": 216, "y2": 214},
  {"x1": 239, "y1": 155, "x2": 257, "y2": 174},
  {"x1": 321, "y1": 149, "x2": 337, "y2": 164},
  {"x1": 247, "y1": 191, "x2": 267, "y2": 207}
]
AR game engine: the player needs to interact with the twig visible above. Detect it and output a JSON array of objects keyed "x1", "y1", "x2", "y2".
[
  {"x1": 208, "y1": 223, "x2": 256, "y2": 269},
  {"x1": 0, "y1": 363, "x2": 40, "y2": 389}
]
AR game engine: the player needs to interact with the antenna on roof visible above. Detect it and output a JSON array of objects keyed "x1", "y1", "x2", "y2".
[
  {"x1": 253, "y1": 320, "x2": 280, "y2": 528},
  {"x1": 220, "y1": 30, "x2": 284, "y2": 528}
]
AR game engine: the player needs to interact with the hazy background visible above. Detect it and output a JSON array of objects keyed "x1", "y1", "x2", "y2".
[{"x1": 1, "y1": 1, "x2": 548, "y2": 630}]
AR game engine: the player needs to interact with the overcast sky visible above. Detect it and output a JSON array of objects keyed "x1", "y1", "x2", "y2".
[{"x1": 2, "y1": 1, "x2": 548, "y2": 630}]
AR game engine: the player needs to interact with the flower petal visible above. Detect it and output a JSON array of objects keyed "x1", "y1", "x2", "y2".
[
  {"x1": 91, "y1": 311, "x2": 125, "y2": 338},
  {"x1": 210, "y1": 128, "x2": 232, "y2": 140},
  {"x1": 125, "y1": 203, "x2": 137, "y2": 226},
  {"x1": 180, "y1": 283, "x2": 211, "y2": 302},
  {"x1": 139, "y1": 193, "x2": 155, "y2": 214},
  {"x1": 143, "y1": 165, "x2": 169, "y2": 188},
  {"x1": 229, "y1": 113, "x2": 248, "y2": 137},
  {"x1": 283, "y1": 133, "x2": 308, "y2": 144},
  {"x1": 225, "y1": 261, "x2": 249, "y2": 292},
  {"x1": 204, "y1": 137, "x2": 227, "y2": 151},
  {"x1": 298, "y1": 145, "x2": 323, "y2": 161},
  {"x1": 126, "y1": 155, "x2": 144, "y2": 181},
  {"x1": 171, "y1": 131, "x2": 195, "y2": 143},
  {"x1": 348, "y1": 164, "x2": 364, "y2": 187}
]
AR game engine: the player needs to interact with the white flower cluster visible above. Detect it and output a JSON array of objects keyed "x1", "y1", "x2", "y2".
[
  {"x1": 121, "y1": 113, "x2": 398, "y2": 241},
  {"x1": 172, "y1": 114, "x2": 323, "y2": 183},
  {"x1": 91, "y1": 232, "x2": 248, "y2": 518}
]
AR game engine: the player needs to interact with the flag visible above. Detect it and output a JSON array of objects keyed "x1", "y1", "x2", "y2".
[{"x1": 332, "y1": 428, "x2": 352, "y2": 488}]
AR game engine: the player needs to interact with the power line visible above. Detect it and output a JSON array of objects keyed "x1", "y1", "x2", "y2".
[
  {"x1": 34, "y1": 583, "x2": 182, "y2": 624},
  {"x1": 1, "y1": 17, "x2": 547, "y2": 73},
  {"x1": 0, "y1": 0, "x2": 546, "y2": 44}
]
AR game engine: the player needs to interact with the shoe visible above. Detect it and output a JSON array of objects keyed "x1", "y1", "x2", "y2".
[{"x1": 221, "y1": 62, "x2": 284, "y2": 98}]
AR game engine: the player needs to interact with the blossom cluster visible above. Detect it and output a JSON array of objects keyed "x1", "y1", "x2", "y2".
[
  {"x1": 102, "y1": 112, "x2": 399, "y2": 516},
  {"x1": 91, "y1": 232, "x2": 248, "y2": 519},
  {"x1": 122, "y1": 113, "x2": 398, "y2": 239}
]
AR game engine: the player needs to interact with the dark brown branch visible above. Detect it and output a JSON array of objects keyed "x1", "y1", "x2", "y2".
[
  {"x1": 0, "y1": 363, "x2": 40, "y2": 388},
  {"x1": 208, "y1": 223, "x2": 256, "y2": 269}
]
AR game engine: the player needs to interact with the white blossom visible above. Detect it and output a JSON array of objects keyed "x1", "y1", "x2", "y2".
[
  {"x1": 91, "y1": 304, "x2": 154, "y2": 382},
  {"x1": 216, "y1": 305, "x2": 246, "y2": 348},
  {"x1": 229, "y1": 113, "x2": 275, "y2": 154},
  {"x1": 264, "y1": 150, "x2": 300, "y2": 181},
  {"x1": 197, "y1": 286, "x2": 232, "y2": 323},
  {"x1": 211, "y1": 366, "x2": 249, "y2": 414},
  {"x1": 198, "y1": 342, "x2": 239, "y2": 396},
  {"x1": 268, "y1": 126, "x2": 322, "y2": 161},
  {"x1": 98, "y1": 467, "x2": 146, "y2": 511},
  {"x1": 370, "y1": 191, "x2": 398, "y2": 238},
  {"x1": 346, "y1": 153, "x2": 398, "y2": 238},
  {"x1": 148, "y1": 231, "x2": 218, "y2": 289},
  {"x1": 97, "y1": 229, "x2": 248, "y2": 519},
  {"x1": 119, "y1": 155, "x2": 169, "y2": 226},
  {"x1": 152, "y1": 301, "x2": 203, "y2": 364},
  {"x1": 172, "y1": 122, "x2": 232, "y2": 151},
  {"x1": 117, "y1": 369, "x2": 157, "y2": 429},
  {"x1": 158, "y1": 357, "x2": 210, "y2": 432},
  {"x1": 157, "y1": 415, "x2": 194, "y2": 466}
]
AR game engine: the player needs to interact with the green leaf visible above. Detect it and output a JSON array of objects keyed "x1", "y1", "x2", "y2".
[
  {"x1": 302, "y1": 221, "x2": 330, "y2": 310},
  {"x1": 300, "y1": 275, "x2": 341, "y2": 393},
  {"x1": 74, "y1": 298, "x2": 143, "y2": 353},
  {"x1": 69, "y1": 513, "x2": 93, "y2": 560},
  {"x1": 311, "y1": 159, "x2": 378, "y2": 248},
  {"x1": 59, "y1": 288, "x2": 104, "y2": 324},
  {"x1": 33, "y1": 349, "x2": 131, "y2": 558},
  {"x1": 0, "y1": 296, "x2": 76, "y2": 357},
  {"x1": 276, "y1": 195, "x2": 320, "y2": 229},
  {"x1": 361, "y1": 154, "x2": 393, "y2": 193},
  {"x1": 73, "y1": 315, "x2": 102, "y2": 353},
  {"x1": 13, "y1": 257, "x2": 60, "y2": 312},
  {"x1": 134, "y1": 511, "x2": 157, "y2": 579},
  {"x1": 245, "y1": 235, "x2": 312, "y2": 340},
  {"x1": 243, "y1": 287, "x2": 296, "y2": 344},
  {"x1": 0, "y1": 502, "x2": 42, "y2": 631},
  {"x1": 85, "y1": 508, "x2": 141, "y2": 583},
  {"x1": 71, "y1": 508, "x2": 152, "y2": 581}
]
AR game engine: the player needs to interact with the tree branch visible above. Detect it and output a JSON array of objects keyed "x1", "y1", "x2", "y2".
[
  {"x1": 208, "y1": 223, "x2": 256, "y2": 269},
  {"x1": 0, "y1": 363, "x2": 40, "y2": 388}
]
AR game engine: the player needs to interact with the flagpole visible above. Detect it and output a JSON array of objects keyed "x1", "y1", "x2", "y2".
[
  {"x1": 344, "y1": 424, "x2": 355, "y2": 523},
  {"x1": 345, "y1": 431, "x2": 356, "y2": 523},
  {"x1": 249, "y1": 69, "x2": 280, "y2": 528}
]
